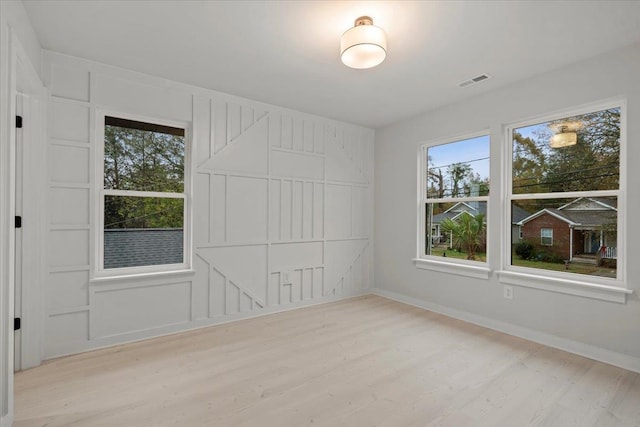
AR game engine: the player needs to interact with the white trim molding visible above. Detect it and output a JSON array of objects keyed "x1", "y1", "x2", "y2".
[
  {"x1": 371, "y1": 288, "x2": 640, "y2": 374},
  {"x1": 413, "y1": 258, "x2": 490, "y2": 280},
  {"x1": 497, "y1": 270, "x2": 631, "y2": 304}
]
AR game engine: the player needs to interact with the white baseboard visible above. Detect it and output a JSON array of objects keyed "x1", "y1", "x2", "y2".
[
  {"x1": 1, "y1": 414, "x2": 13, "y2": 427},
  {"x1": 371, "y1": 288, "x2": 640, "y2": 374},
  {"x1": 45, "y1": 289, "x2": 372, "y2": 361}
]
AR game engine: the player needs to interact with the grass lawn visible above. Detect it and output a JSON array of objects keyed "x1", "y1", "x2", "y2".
[
  {"x1": 430, "y1": 247, "x2": 486, "y2": 262},
  {"x1": 511, "y1": 258, "x2": 616, "y2": 278},
  {"x1": 429, "y1": 247, "x2": 616, "y2": 278}
]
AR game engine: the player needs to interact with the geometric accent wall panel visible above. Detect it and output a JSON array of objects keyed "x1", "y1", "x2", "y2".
[
  {"x1": 325, "y1": 125, "x2": 368, "y2": 184},
  {"x1": 43, "y1": 51, "x2": 373, "y2": 359},
  {"x1": 50, "y1": 102, "x2": 90, "y2": 142},
  {"x1": 48, "y1": 145, "x2": 90, "y2": 183},
  {"x1": 271, "y1": 150, "x2": 324, "y2": 180},
  {"x1": 270, "y1": 114, "x2": 325, "y2": 154},
  {"x1": 92, "y1": 282, "x2": 191, "y2": 339},
  {"x1": 203, "y1": 111, "x2": 269, "y2": 175},
  {"x1": 51, "y1": 63, "x2": 90, "y2": 102},
  {"x1": 324, "y1": 239, "x2": 369, "y2": 296},
  {"x1": 47, "y1": 270, "x2": 89, "y2": 311},
  {"x1": 227, "y1": 177, "x2": 268, "y2": 242},
  {"x1": 194, "y1": 173, "x2": 211, "y2": 246},
  {"x1": 270, "y1": 179, "x2": 323, "y2": 241},
  {"x1": 198, "y1": 245, "x2": 268, "y2": 306},
  {"x1": 325, "y1": 184, "x2": 352, "y2": 239},
  {"x1": 270, "y1": 242, "x2": 323, "y2": 272}
]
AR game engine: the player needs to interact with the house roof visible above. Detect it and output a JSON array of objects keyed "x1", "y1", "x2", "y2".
[
  {"x1": 104, "y1": 228, "x2": 183, "y2": 269},
  {"x1": 432, "y1": 202, "x2": 485, "y2": 225},
  {"x1": 512, "y1": 205, "x2": 531, "y2": 224},
  {"x1": 432, "y1": 201, "x2": 530, "y2": 225},
  {"x1": 558, "y1": 197, "x2": 618, "y2": 211},
  {"x1": 551, "y1": 209, "x2": 617, "y2": 227},
  {"x1": 517, "y1": 197, "x2": 617, "y2": 227}
]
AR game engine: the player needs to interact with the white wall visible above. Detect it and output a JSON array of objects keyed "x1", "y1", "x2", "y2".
[
  {"x1": 0, "y1": 2, "x2": 43, "y2": 425},
  {"x1": 42, "y1": 51, "x2": 374, "y2": 359},
  {"x1": 374, "y1": 43, "x2": 640, "y2": 369}
]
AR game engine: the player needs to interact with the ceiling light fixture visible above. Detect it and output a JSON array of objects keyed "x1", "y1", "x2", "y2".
[
  {"x1": 340, "y1": 16, "x2": 387, "y2": 69},
  {"x1": 550, "y1": 125, "x2": 578, "y2": 148}
]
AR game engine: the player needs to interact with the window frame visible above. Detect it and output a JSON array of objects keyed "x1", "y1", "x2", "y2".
[
  {"x1": 93, "y1": 110, "x2": 193, "y2": 278},
  {"x1": 415, "y1": 131, "x2": 491, "y2": 279},
  {"x1": 540, "y1": 228, "x2": 553, "y2": 246},
  {"x1": 500, "y1": 99, "x2": 629, "y2": 301}
]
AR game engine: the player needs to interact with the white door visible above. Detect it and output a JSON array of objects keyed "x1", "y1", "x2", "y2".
[{"x1": 14, "y1": 94, "x2": 24, "y2": 372}]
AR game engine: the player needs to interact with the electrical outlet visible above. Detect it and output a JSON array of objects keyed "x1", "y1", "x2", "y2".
[
  {"x1": 283, "y1": 270, "x2": 291, "y2": 284},
  {"x1": 503, "y1": 285, "x2": 513, "y2": 300}
]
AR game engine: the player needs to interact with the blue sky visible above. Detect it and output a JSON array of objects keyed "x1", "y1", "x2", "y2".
[{"x1": 428, "y1": 135, "x2": 490, "y2": 180}]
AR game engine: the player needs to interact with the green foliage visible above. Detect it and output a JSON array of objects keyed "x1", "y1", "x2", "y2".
[
  {"x1": 104, "y1": 196, "x2": 183, "y2": 229},
  {"x1": 514, "y1": 241, "x2": 535, "y2": 260},
  {"x1": 534, "y1": 251, "x2": 564, "y2": 263},
  {"x1": 104, "y1": 124, "x2": 185, "y2": 229},
  {"x1": 440, "y1": 212, "x2": 485, "y2": 260},
  {"x1": 104, "y1": 125, "x2": 184, "y2": 192},
  {"x1": 512, "y1": 108, "x2": 620, "y2": 212},
  {"x1": 446, "y1": 162, "x2": 472, "y2": 198}
]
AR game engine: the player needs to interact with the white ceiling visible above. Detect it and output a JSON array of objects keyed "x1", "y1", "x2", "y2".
[{"x1": 22, "y1": 0, "x2": 640, "y2": 129}]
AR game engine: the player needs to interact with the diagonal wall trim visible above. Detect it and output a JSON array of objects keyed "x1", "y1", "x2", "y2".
[{"x1": 212, "y1": 266, "x2": 266, "y2": 309}]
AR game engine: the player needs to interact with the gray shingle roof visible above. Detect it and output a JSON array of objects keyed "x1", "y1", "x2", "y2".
[
  {"x1": 432, "y1": 202, "x2": 529, "y2": 225},
  {"x1": 104, "y1": 229, "x2": 183, "y2": 269},
  {"x1": 518, "y1": 197, "x2": 617, "y2": 227},
  {"x1": 547, "y1": 209, "x2": 617, "y2": 226}
]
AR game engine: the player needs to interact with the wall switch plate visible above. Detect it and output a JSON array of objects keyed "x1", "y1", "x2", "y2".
[{"x1": 503, "y1": 285, "x2": 514, "y2": 300}]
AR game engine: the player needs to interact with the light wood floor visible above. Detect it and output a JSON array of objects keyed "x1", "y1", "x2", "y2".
[{"x1": 14, "y1": 295, "x2": 640, "y2": 426}]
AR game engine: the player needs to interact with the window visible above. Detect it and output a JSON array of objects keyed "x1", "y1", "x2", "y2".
[
  {"x1": 509, "y1": 104, "x2": 622, "y2": 280},
  {"x1": 98, "y1": 114, "x2": 189, "y2": 274},
  {"x1": 419, "y1": 134, "x2": 490, "y2": 269}
]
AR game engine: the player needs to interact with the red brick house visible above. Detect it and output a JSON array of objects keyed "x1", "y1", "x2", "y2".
[{"x1": 517, "y1": 197, "x2": 617, "y2": 261}]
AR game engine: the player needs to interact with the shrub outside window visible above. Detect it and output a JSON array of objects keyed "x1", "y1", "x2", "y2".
[{"x1": 97, "y1": 113, "x2": 189, "y2": 274}]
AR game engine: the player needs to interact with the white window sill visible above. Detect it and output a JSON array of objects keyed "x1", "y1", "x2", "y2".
[
  {"x1": 497, "y1": 270, "x2": 632, "y2": 304},
  {"x1": 413, "y1": 258, "x2": 491, "y2": 280},
  {"x1": 91, "y1": 268, "x2": 195, "y2": 284}
]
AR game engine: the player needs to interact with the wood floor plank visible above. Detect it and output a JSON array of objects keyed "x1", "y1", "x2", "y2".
[{"x1": 14, "y1": 295, "x2": 640, "y2": 427}]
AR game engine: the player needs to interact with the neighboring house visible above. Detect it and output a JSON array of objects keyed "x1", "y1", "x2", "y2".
[
  {"x1": 517, "y1": 197, "x2": 617, "y2": 261},
  {"x1": 431, "y1": 202, "x2": 529, "y2": 248}
]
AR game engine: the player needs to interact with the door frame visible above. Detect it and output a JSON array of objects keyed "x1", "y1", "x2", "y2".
[
  {"x1": 12, "y1": 28, "x2": 47, "y2": 370},
  {"x1": 0, "y1": 27, "x2": 46, "y2": 426}
]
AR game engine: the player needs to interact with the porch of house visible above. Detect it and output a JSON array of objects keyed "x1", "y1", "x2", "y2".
[{"x1": 571, "y1": 227, "x2": 617, "y2": 264}]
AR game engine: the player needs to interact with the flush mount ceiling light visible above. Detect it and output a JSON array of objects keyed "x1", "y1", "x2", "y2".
[
  {"x1": 550, "y1": 122, "x2": 580, "y2": 148},
  {"x1": 340, "y1": 16, "x2": 387, "y2": 69}
]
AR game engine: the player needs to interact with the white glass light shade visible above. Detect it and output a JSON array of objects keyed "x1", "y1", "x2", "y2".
[
  {"x1": 340, "y1": 17, "x2": 387, "y2": 69},
  {"x1": 550, "y1": 132, "x2": 577, "y2": 148}
]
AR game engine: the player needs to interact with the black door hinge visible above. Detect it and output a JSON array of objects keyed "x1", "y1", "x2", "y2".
[
  {"x1": 15, "y1": 216, "x2": 22, "y2": 228},
  {"x1": 14, "y1": 318, "x2": 21, "y2": 331},
  {"x1": 16, "y1": 115, "x2": 22, "y2": 129}
]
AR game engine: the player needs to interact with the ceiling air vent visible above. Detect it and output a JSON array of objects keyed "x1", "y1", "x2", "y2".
[{"x1": 458, "y1": 73, "x2": 492, "y2": 88}]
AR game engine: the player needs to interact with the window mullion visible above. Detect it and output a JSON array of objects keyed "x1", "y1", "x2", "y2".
[
  {"x1": 510, "y1": 189, "x2": 619, "y2": 201},
  {"x1": 103, "y1": 189, "x2": 185, "y2": 199}
]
